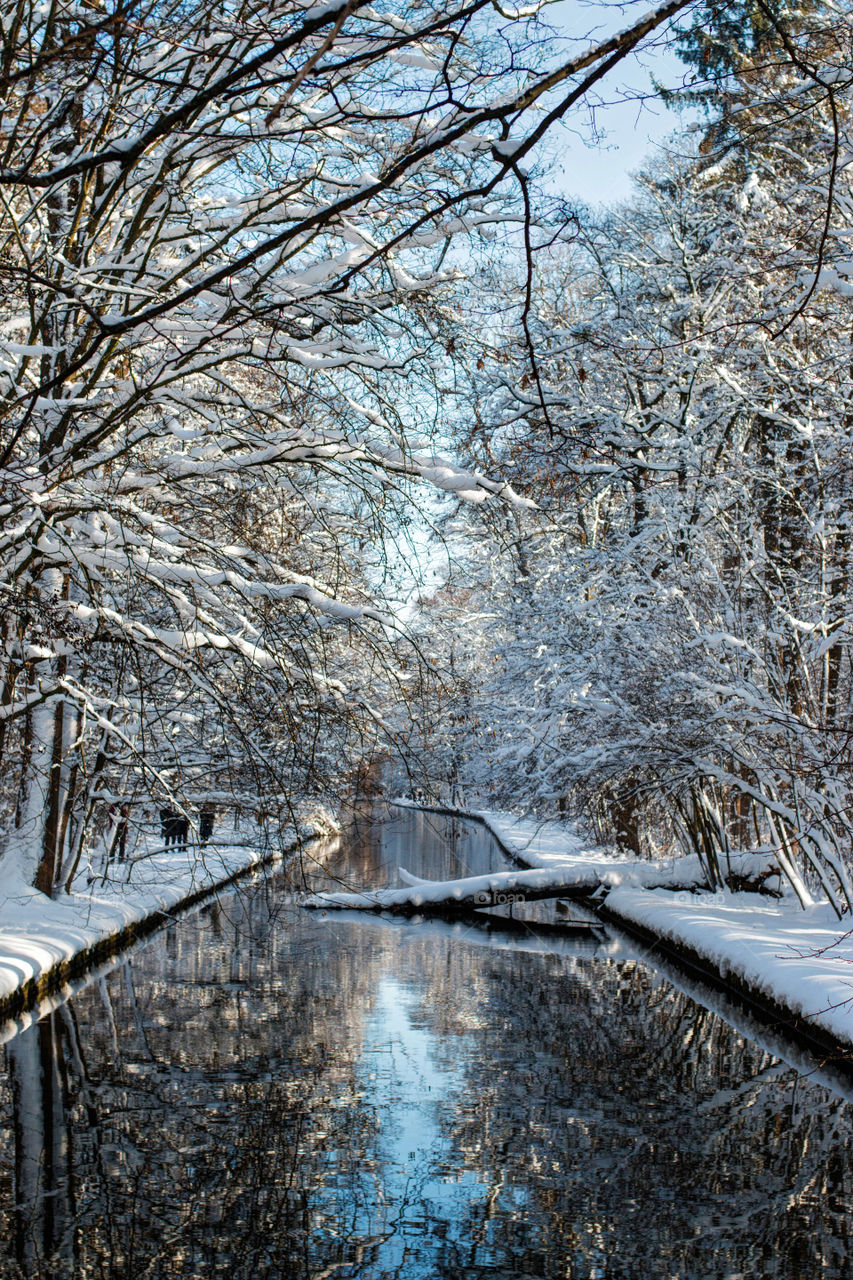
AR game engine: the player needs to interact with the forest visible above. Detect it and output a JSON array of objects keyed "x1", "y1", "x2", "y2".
[{"x1": 1, "y1": 0, "x2": 852, "y2": 917}]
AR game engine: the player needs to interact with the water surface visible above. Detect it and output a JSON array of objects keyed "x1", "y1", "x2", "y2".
[{"x1": 0, "y1": 805, "x2": 851, "y2": 1279}]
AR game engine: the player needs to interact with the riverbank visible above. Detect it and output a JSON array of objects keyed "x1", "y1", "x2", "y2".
[
  {"x1": 391, "y1": 800, "x2": 853, "y2": 1059},
  {"x1": 0, "y1": 813, "x2": 333, "y2": 1023}
]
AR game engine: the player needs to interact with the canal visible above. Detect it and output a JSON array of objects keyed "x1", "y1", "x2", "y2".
[{"x1": 0, "y1": 804, "x2": 851, "y2": 1278}]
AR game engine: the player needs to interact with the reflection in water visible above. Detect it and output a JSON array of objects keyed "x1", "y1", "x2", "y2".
[
  {"x1": 6, "y1": 1014, "x2": 72, "y2": 1277},
  {"x1": 0, "y1": 805, "x2": 850, "y2": 1278}
]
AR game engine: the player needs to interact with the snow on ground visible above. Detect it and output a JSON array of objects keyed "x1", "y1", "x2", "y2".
[
  {"x1": 484, "y1": 809, "x2": 853, "y2": 1050},
  {"x1": 470, "y1": 809, "x2": 715, "y2": 884},
  {"x1": 0, "y1": 819, "x2": 320, "y2": 1009},
  {"x1": 607, "y1": 886, "x2": 853, "y2": 1048}
]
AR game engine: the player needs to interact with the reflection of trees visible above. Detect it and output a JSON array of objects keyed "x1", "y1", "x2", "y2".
[
  {"x1": 425, "y1": 952, "x2": 853, "y2": 1280},
  {"x1": 2, "y1": 1014, "x2": 74, "y2": 1278},
  {"x1": 0, "y1": 812, "x2": 851, "y2": 1278},
  {"x1": 315, "y1": 805, "x2": 506, "y2": 897},
  {"x1": 0, "y1": 889, "x2": 394, "y2": 1279}
]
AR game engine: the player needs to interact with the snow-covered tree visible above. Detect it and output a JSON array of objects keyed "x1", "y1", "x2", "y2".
[
  {"x1": 435, "y1": 1, "x2": 853, "y2": 909},
  {"x1": 0, "y1": 0, "x2": 697, "y2": 893}
]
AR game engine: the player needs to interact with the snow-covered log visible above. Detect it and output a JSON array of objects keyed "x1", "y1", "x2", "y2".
[{"x1": 300, "y1": 852, "x2": 777, "y2": 914}]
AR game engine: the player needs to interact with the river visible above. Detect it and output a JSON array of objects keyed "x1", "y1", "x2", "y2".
[{"x1": 0, "y1": 804, "x2": 851, "y2": 1279}]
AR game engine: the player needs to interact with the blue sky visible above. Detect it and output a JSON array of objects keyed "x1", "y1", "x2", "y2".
[{"x1": 542, "y1": 0, "x2": 697, "y2": 204}]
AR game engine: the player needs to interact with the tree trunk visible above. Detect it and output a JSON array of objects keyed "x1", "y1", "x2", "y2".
[{"x1": 10, "y1": 567, "x2": 64, "y2": 894}]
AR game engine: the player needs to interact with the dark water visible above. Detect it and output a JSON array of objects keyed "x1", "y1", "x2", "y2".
[{"x1": 1, "y1": 805, "x2": 852, "y2": 1279}]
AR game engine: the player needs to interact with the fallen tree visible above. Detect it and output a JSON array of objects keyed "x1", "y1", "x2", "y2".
[{"x1": 300, "y1": 851, "x2": 780, "y2": 915}]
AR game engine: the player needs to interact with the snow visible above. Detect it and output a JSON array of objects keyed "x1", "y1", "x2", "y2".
[
  {"x1": 606, "y1": 886, "x2": 853, "y2": 1048},
  {"x1": 492, "y1": 138, "x2": 526, "y2": 159}
]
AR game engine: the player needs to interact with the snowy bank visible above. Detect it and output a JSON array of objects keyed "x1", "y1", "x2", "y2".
[
  {"x1": 603, "y1": 886, "x2": 853, "y2": 1052},
  {"x1": 375, "y1": 801, "x2": 853, "y2": 1057},
  {"x1": 0, "y1": 820, "x2": 327, "y2": 1020},
  {"x1": 478, "y1": 809, "x2": 853, "y2": 1056}
]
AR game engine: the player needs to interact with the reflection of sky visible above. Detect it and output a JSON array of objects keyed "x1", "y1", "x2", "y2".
[{"x1": 329, "y1": 974, "x2": 525, "y2": 1278}]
